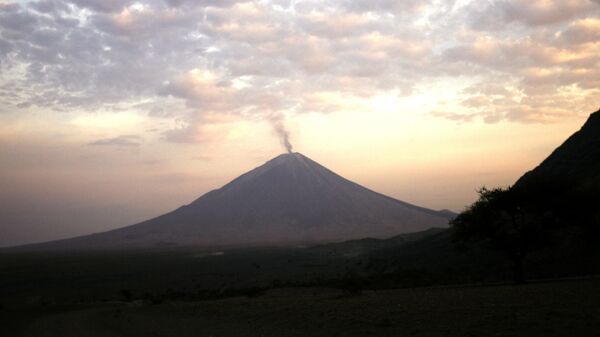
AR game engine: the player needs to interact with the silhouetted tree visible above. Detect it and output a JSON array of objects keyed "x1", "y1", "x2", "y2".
[
  {"x1": 451, "y1": 187, "x2": 550, "y2": 283},
  {"x1": 120, "y1": 289, "x2": 134, "y2": 302},
  {"x1": 515, "y1": 176, "x2": 600, "y2": 241}
]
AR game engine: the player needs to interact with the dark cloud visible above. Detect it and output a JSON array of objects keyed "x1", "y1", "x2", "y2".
[
  {"x1": 28, "y1": 0, "x2": 70, "y2": 14},
  {"x1": 66, "y1": 0, "x2": 136, "y2": 13},
  {"x1": 339, "y1": 0, "x2": 430, "y2": 14},
  {"x1": 88, "y1": 135, "x2": 142, "y2": 147},
  {"x1": 467, "y1": 0, "x2": 598, "y2": 29},
  {"x1": 165, "y1": 0, "x2": 248, "y2": 8},
  {"x1": 0, "y1": 8, "x2": 38, "y2": 32}
]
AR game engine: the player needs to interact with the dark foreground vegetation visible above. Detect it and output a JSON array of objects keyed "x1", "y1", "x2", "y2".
[
  {"x1": 451, "y1": 109, "x2": 600, "y2": 284},
  {"x1": 1, "y1": 225, "x2": 600, "y2": 336},
  {"x1": 3, "y1": 227, "x2": 599, "y2": 306},
  {"x1": 2, "y1": 276, "x2": 600, "y2": 337}
]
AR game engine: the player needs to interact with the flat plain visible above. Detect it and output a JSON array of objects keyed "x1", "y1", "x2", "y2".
[{"x1": 3, "y1": 277, "x2": 599, "y2": 337}]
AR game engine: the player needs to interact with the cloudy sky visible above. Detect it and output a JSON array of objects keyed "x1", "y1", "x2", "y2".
[{"x1": 1, "y1": 0, "x2": 599, "y2": 246}]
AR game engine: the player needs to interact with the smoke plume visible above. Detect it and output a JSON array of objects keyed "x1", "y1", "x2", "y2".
[{"x1": 272, "y1": 119, "x2": 293, "y2": 153}]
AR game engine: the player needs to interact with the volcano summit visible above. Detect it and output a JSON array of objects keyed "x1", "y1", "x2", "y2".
[{"x1": 25, "y1": 153, "x2": 452, "y2": 250}]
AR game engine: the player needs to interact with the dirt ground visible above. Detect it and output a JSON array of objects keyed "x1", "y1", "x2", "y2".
[{"x1": 7, "y1": 278, "x2": 600, "y2": 337}]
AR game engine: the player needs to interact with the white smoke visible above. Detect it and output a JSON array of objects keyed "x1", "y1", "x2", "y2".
[{"x1": 271, "y1": 118, "x2": 293, "y2": 153}]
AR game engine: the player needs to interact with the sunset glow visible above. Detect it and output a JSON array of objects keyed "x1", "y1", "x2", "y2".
[{"x1": 1, "y1": 0, "x2": 599, "y2": 246}]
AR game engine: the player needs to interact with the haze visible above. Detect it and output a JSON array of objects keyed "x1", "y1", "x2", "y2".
[{"x1": 1, "y1": 0, "x2": 599, "y2": 247}]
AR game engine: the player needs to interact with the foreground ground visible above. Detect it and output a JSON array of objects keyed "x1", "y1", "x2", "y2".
[{"x1": 3, "y1": 277, "x2": 600, "y2": 337}]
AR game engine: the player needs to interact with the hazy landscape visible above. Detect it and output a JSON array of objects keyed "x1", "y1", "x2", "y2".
[
  {"x1": 2, "y1": 0, "x2": 600, "y2": 336},
  {"x1": 2, "y1": 109, "x2": 600, "y2": 336}
]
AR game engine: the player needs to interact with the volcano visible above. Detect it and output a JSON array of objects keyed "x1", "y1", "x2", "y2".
[{"x1": 23, "y1": 153, "x2": 452, "y2": 250}]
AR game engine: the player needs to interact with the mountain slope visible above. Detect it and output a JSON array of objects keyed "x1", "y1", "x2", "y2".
[
  {"x1": 516, "y1": 109, "x2": 600, "y2": 190},
  {"x1": 19, "y1": 153, "x2": 452, "y2": 250}
]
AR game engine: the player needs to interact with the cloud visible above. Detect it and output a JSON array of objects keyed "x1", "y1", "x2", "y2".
[
  {"x1": 88, "y1": 135, "x2": 142, "y2": 147},
  {"x1": 339, "y1": 0, "x2": 431, "y2": 14},
  {"x1": 467, "y1": 0, "x2": 598, "y2": 29},
  {"x1": 434, "y1": 0, "x2": 600, "y2": 123},
  {"x1": 164, "y1": 0, "x2": 248, "y2": 9},
  {"x1": 66, "y1": 0, "x2": 136, "y2": 13},
  {"x1": 0, "y1": 0, "x2": 598, "y2": 130},
  {"x1": 28, "y1": 0, "x2": 70, "y2": 14},
  {"x1": 558, "y1": 18, "x2": 600, "y2": 45}
]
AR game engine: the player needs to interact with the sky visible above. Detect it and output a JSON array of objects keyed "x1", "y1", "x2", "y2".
[{"x1": 0, "y1": 0, "x2": 599, "y2": 247}]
